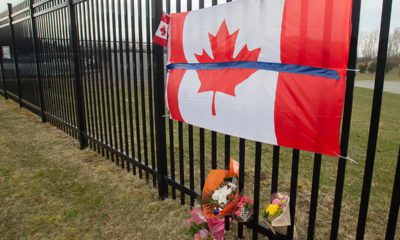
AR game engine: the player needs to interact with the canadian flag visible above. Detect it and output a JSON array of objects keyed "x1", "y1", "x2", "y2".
[
  {"x1": 166, "y1": 0, "x2": 352, "y2": 156},
  {"x1": 153, "y1": 12, "x2": 170, "y2": 47}
]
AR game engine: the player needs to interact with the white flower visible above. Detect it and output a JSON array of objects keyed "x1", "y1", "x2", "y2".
[{"x1": 212, "y1": 183, "x2": 237, "y2": 207}]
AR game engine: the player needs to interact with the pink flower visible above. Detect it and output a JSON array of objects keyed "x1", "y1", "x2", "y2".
[
  {"x1": 235, "y1": 209, "x2": 241, "y2": 216},
  {"x1": 198, "y1": 229, "x2": 209, "y2": 238},
  {"x1": 194, "y1": 233, "x2": 201, "y2": 240},
  {"x1": 186, "y1": 208, "x2": 207, "y2": 226},
  {"x1": 272, "y1": 199, "x2": 281, "y2": 205},
  {"x1": 208, "y1": 217, "x2": 225, "y2": 240}
]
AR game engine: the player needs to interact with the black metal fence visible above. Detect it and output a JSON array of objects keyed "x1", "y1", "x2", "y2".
[{"x1": 0, "y1": 0, "x2": 398, "y2": 239}]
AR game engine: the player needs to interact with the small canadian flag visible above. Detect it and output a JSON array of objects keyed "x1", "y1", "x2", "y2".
[{"x1": 153, "y1": 12, "x2": 170, "y2": 47}]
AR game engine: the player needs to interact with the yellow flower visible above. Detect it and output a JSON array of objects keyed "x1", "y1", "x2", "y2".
[{"x1": 264, "y1": 204, "x2": 281, "y2": 218}]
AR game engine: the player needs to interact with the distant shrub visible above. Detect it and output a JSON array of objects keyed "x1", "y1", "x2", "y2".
[
  {"x1": 385, "y1": 61, "x2": 394, "y2": 73},
  {"x1": 368, "y1": 61, "x2": 377, "y2": 73},
  {"x1": 358, "y1": 63, "x2": 368, "y2": 73}
]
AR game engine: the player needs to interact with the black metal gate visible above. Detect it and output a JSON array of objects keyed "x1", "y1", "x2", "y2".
[{"x1": 0, "y1": 0, "x2": 398, "y2": 239}]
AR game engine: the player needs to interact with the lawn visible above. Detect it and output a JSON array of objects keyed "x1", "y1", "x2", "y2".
[
  {"x1": 355, "y1": 67, "x2": 400, "y2": 81},
  {"x1": 0, "y1": 85, "x2": 399, "y2": 239},
  {"x1": 0, "y1": 100, "x2": 189, "y2": 240}
]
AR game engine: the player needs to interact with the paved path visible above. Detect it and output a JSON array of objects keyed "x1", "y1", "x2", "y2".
[{"x1": 355, "y1": 80, "x2": 400, "y2": 94}]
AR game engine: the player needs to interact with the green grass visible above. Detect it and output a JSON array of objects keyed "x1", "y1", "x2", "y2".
[
  {"x1": 0, "y1": 100, "x2": 189, "y2": 240},
  {"x1": 0, "y1": 85, "x2": 399, "y2": 239},
  {"x1": 355, "y1": 67, "x2": 400, "y2": 81}
]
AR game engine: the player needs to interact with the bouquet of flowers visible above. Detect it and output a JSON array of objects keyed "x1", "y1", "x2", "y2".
[
  {"x1": 186, "y1": 207, "x2": 225, "y2": 240},
  {"x1": 263, "y1": 192, "x2": 294, "y2": 237},
  {"x1": 186, "y1": 159, "x2": 255, "y2": 239},
  {"x1": 201, "y1": 159, "x2": 240, "y2": 219},
  {"x1": 234, "y1": 196, "x2": 254, "y2": 222}
]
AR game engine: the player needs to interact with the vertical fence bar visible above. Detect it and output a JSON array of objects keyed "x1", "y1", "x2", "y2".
[
  {"x1": 94, "y1": 0, "x2": 104, "y2": 155},
  {"x1": 112, "y1": 0, "x2": 121, "y2": 164},
  {"x1": 7, "y1": 3, "x2": 22, "y2": 107},
  {"x1": 152, "y1": 0, "x2": 168, "y2": 199},
  {"x1": 224, "y1": 134, "x2": 230, "y2": 230},
  {"x1": 179, "y1": 122, "x2": 185, "y2": 204},
  {"x1": 124, "y1": 0, "x2": 132, "y2": 171},
  {"x1": 271, "y1": 145, "x2": 280, "y2": 194},
  {"x1": 87, "y1": 0, "x2": 97, "y2": 149},
  {"x1": 67, "y1": 6, "x2": 78, "y2": 138},
  {"x1": 48, "y1": 9, "x2": 62, "y2": 129},
  {"x1": 131, "y1": 0, "x2": 143, "y2": 178},
  {"x1": 252, "y1": 142, "x2": 262, "y2": 240},
  {"x1": 198, "y1": 0, "x2": 205, "y2": 196},
  {"x1": 41, "y1": 12, "x2": 54, "y2": 121},
  {"x1": 45, "y1": 6, "x2": 56, "y2": 125},
  {"x1": 77, "y1": 3, "x2": 88, "y2": 139},
  {"x1": 138, "y1": 0, "x2": 149, "y2": 180},
  {"x1": 176, "y1": 0, "x2": 185, "y2": 204},
  {"x1": 88, "y1": 2, "x2": 97, "y2": 147},
  {"x1": 145, "y1": 0, "x2": 156, "y2": 187},
  {"x1": 307, "y1": 153, "x2": 322, "y2": 240},
  {"x1": 356, "y1": 0, "x2": 393, "y2": 238},
  {"x1": 170, "y1": 118, "x2": 176, "y2": 199},
  {"x1": 211, "y1": 131, "x2": 217, "y2": 169},
  {"x1": 189, "y1": 124, "x2": 195, "y2": 206},
  {"x1": 67, "y1": 0, "x2": 87, "y2": 149},
  {"x1": 80, "y1": 1, "x2": 91, "y2": 148},
  {"x1": 100, "y1": 0, "x2": 111, "y2": 159},
  {"x1": 385, "y1": 147, "x2": 400, "y2": 240},
  {"x1": 187, "y1": 0, "x2": 195, "y2": 207},
  {"x1": 107, "y1": 0, "x2": 118, "y2": 163},
  {"x1": 238, "y1": 138, "x2": 246, "y2": 239},
  {"x1": 288, "y1": 149, "x2": 300, "y2": 239},
  {"x1": 56, "y1": 10, "x2": 70, "y2": 130},
  {"x1": 329, "y1": 0, "x2": 361, "y2": 238},
  {"x1": 166, "y1": 0, "x2": 176, "y2": 201},
  {"x1": 96, "y1": 0, "x2": 107, "y2": 157},
  {"x1": 118, "y1": 0, "x2": 127, "y2": 167},
  {"x1": 0, "y1": 49, "x2": 7, "y2": 100},
  {"x1": 128, "y1": 0, "x2": 137, "y2": 174},
  {"x1": 29, "y1": 0, "x2": 46, "y2": 122},
  {"x1": 62, "y1": 9, "x2": 76, "y2": 135},
  {"x1": 211, "y1": 0, "x2": 217, "y2": 171},
  {"x1": 199, "y1": 127, "x2": 205, "y2": 189}
]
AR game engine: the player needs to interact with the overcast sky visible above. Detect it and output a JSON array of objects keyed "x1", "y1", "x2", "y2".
[{"x1": 0, "y1": 0, "x2": 399, "y2": 33}]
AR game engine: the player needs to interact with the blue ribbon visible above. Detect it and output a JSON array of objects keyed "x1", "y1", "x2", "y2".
[{"x1": 166, "y1": 61, "x2": 340, "y2": 80}]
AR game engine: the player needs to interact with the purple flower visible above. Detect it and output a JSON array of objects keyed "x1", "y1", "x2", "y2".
[{"x1": 198, "y1": 229, "x2": 209, "y2": 238}]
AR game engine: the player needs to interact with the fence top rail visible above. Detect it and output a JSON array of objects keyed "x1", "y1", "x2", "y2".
[
  {"x1": 11, "y1": 7, "x2": 30, "y2": 18},
  {"x1": 0, "y1": 23, "x2": 9, "y2": 29},
  {"x1": 0, "y1": 11, "x2": 8, "y2": 19},
  {"x1": 33, "y1": 1, "x2": 68, "y2": 18},
  {"x1": 33, "y1": 0, "x2": 52, "y2": 8},
  {"x1": 12, "y1": 15, "x2": 31, "y2": 25},
  {"x1": 12, "y1": 0, "x2": 28, "y2": 12},
  {"x1": 0, "y1": 16, "x2": 8, "y2": 22}
]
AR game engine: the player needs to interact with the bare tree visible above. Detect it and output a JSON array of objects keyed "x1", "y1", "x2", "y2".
[
  {"x1": 388, "y1": 27, "x2": 400, "y2": 60},
  {"x1": 359, "y1": 30, "x2": 379, "y2": 61}
]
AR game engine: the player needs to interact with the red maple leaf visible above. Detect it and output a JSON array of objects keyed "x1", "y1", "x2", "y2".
[
  {"x1": 160, "y1": 25, "x2": 166, "y2": 36},
  {"x1": 194, "y1": 20, "x2": 261, "y2": 116}
]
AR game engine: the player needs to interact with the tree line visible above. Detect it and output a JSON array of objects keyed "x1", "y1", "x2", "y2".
[{"x1": 358, "y1": 27, "x2": 400, "y2": 74}]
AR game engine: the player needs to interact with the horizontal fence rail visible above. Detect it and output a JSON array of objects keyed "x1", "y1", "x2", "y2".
[{"x1": 0, "y1": 0, "x2": 398, "y2": 239}]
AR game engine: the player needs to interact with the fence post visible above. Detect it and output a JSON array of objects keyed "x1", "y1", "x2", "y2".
[
  {"x1": 7, "y1": 3, "x2": 22, "y2": 107},
  {"x1": 385, "y1": 147, "x2": 400, "y2": 240},
  {"x1": 329, "y1": 0, "x2": 362, "y2": 238},
  {"x1": 0, "y1": 50, "x2": 7, "y2": 100},
  {"x1": 151, "y1": 0, "x2": 168, "y2": 199},
  {"x1": 29, "y1": 0, "x2": 46, "y2": 122},
  {"x1": 67, "y1": 0, "x2": 87, "y2": 149},
  {"x1": 355, "y1": 0, "x2": 393, "y2": 238}
]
